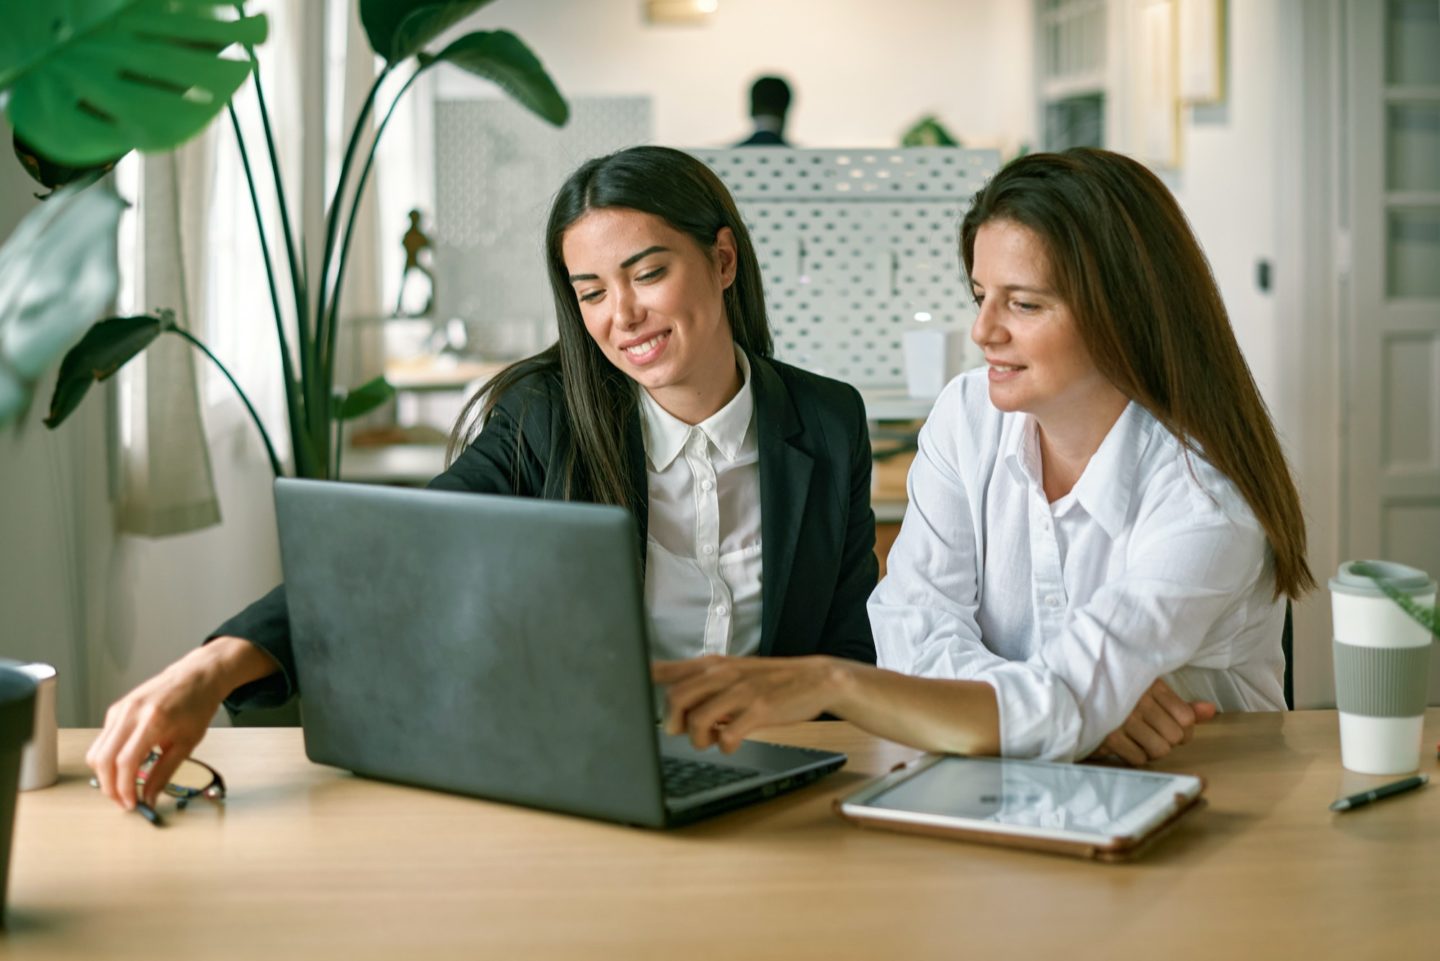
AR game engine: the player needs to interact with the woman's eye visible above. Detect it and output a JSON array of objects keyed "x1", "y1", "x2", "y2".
[
  {"x1": 636, "y1": 267, "x2": 665, "y2": 283},
  {"x1": 972, "y1": 293, "x2": 984, "y2": 307},
  {"x1": 577, "y1": 289, "x2": 604, "y2": 304},
  {"x1": 1013, "y1": 301, "x2": 1039, "y2": 313}
]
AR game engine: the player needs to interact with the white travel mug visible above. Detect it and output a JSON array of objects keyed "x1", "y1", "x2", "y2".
[
  {"x1": 0, "y1": 661, "x2": 58, "y2": 791},
  {"x1": 1330, "y1": 561, "x2": 1436, "y2": 775}
]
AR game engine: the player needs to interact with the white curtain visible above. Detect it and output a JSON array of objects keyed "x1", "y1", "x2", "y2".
[{"x1": 115, "y1": 143, "x2": 222, "y2": 536}]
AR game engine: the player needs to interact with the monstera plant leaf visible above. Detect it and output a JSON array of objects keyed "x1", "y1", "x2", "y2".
[
  {"x1": 360, "y1": 0, "x2": 494, "y2": 64},
  {"x1": 0, "y1": 181, "x2": 126, "y2": 426},
  {"x1": 420, "y1": 30, "x2": 568, "y2": 126},
  {"x1": 0, "y1": 0, "x2": 268, "y2": 168}
]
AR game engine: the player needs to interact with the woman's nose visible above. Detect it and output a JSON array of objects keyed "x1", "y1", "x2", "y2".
[
  {"x1": 970, "y1": 299, "x2": 1002, "y2": 347},
  {"x1": 612, "y1": 286, "x2": 641, "y2": 329}
]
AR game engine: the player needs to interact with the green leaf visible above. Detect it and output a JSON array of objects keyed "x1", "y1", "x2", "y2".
[
  {"x1": 419, "y1": 30, "x2": 568, "y2": 126},
  {"x1": 1350, "y1": 561, "x2": 1440, "y2": 637},
  {"x1": 0, "y1": 181, "x2": 126, "y2": 427},
  {"x1": 1, "y1": 0, "x2": 268, "y2": 166},
  {"x1": 44, "y1": 313, "x2": 166, "y2": 428},
  {"x1": 360, "y1": 0, "x2": 493, "y2": 65},
  {"x1": 335, "y1": 375, "x2": 396, "y2": 420}
]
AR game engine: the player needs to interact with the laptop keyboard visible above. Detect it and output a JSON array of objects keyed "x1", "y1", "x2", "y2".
[{"x1": 661, "y1": 756, "x2": 760, "y2": 799}]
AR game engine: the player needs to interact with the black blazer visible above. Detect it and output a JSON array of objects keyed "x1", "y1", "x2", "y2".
[{"x1": 219, "y1": 352, "x2": 878, "y2": 712}]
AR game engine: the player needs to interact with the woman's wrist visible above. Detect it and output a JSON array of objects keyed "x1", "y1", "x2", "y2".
[
  {"x1": 822, "y1": 657, "x2": 866, "y2": 719},
  {"x1": 180, "y1": 636, "x2": 277, "y2": 703}
]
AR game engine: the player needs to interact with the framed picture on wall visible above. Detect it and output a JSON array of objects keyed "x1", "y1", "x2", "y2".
[
  {"x1": 1135, "y1": 0, "x2": 1180, "y2": 168},
  {"x1": 1178, "y1": 0, "x2": 1225, "y2": 103}
]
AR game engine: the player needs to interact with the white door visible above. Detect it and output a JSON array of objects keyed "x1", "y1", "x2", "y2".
[{"x1": 1346, "y1": 0, "x2": 1440, "y2": 698}]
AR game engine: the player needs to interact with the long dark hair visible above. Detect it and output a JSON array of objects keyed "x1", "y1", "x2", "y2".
[
  {"x1": 960, "y1": 148, "x2": 1314, "y2": 600},
  {"x1": 448, "y1": 146, "x2": 774, "y2": 506}
]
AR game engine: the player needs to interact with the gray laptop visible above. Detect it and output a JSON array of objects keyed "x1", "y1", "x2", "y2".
[{"x1": 274, "y1": 478, "x2": 846, "y2": 827}]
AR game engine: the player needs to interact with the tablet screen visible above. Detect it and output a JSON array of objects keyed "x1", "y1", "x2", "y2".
[{"x1": 864, "y1": 757, "x2": 1184, "y2": 836}]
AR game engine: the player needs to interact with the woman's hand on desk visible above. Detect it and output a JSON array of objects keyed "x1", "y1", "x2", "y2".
[
  {"x1": 86, "y1": 636, "x2": 276, "y2": 810},
  {"x1": 1090, "y1": 679, "x2": 1216, "y2": 766}
]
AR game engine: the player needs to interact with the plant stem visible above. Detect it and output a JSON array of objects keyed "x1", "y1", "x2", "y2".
[
  {"x1": 323, "y1": 66, "x2": 424, "y2": 391},
  {"x1": 168, "y1": 326, "x2": 282, "y2": 478},
  {"x1": 228, "y1": 104, "x2": 309, "y2": 476},
  {"x1": 314, "y1": 66, "x2": 392, "y2": 448},
  {"x1": 237, "y1": 10, "x2": 309, "y2": 413}
]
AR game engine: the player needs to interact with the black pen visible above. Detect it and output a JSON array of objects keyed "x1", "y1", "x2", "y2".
[{"x1": 1329, "y1": 774, "x2": 1429, "y2": 812}]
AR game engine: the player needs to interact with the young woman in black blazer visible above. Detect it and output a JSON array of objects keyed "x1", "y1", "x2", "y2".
[{"x1": 88, "y1": 146, "x2": 878, "y2": 811}]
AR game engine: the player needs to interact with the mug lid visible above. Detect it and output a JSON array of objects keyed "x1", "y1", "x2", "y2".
[
  {"x1": 1330, "y1": 559, "x2": 1437, "y2": 597},
  {"x1": 0, "y1": 668, "x2": 37, "y2": 748}
]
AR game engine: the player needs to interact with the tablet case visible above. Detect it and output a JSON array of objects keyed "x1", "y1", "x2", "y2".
[{"x1": 833, "y1": 756, "x2": 1207, "y2": 862}]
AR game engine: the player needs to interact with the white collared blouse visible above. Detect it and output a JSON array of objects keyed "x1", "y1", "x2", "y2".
[
  {"x1": 870, "y1": 369, "x2": 1286, "y2": 761},
  {"x1": 640, "y1": 349, "x2": 763, "y2": 661}
]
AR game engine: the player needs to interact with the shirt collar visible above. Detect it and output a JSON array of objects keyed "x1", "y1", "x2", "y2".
[
  {"x1": 1000, "y1": 402, "x2": 1149, "y2": 539},
  {"x1": 1070, "y1": 401, "x2": 1147, "y2": 539},
  {"x1": 638, "y1": 347, "x2": 753, "y2": 471}
]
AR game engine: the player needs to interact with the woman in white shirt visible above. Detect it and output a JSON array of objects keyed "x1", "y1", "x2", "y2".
[
  {"x1": 656, "y1": 147, "x2": 1314, "y2": 763},
  {"x1": 89, "y1": 147, "x2": 878, "y2": 811}
]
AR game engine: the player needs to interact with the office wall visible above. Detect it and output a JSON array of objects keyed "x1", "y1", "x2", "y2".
[{"x1": 437, "y1": 0, "x2": 1036, "y2": 154}]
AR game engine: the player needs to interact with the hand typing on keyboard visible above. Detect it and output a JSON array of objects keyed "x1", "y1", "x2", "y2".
[{"x1": 652, "y1": 655, "x2": 850, "y2": 753}]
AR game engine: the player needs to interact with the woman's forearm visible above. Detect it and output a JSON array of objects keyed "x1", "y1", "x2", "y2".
[{"x1": 827, "y1": 661, "x2": 1002, "y2": 756}]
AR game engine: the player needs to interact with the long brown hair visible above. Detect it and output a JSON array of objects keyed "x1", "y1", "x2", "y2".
[
  {"x1": 960, "y1": 148, "x2": 1314, "y2": 600},
  {"x1": 448, "y1": 146, "x2": 774, "y2": 506}
]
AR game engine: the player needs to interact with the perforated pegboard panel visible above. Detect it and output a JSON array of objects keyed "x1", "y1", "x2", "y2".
[
  {"x1": 689, "y1": 148, "x2": 1000, "y2": 391},
  {"x1": 433, "y1": 97, "x2": 651, "y2": 357}
]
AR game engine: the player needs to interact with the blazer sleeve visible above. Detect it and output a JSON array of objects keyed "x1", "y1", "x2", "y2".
[
  {"x1": 216, "y1": 377, "x2": 554, "y2": 714},
  {"x1": 814, "y1": 384, "x2": 879, "y2": 664}
]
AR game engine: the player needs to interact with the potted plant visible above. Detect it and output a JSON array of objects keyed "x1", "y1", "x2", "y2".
[{"x1": 0, "y1": 0, "x2": 567, "y2": 482}]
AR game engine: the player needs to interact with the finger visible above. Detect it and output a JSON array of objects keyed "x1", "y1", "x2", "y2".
[
  {"x1": 651, "y1": 658, "x2": 712, "y2": 685},
  {"x1": 664, "y1": 664, "x2": 744, "y2": 728},
  {"x1": 1192, "y1": 701, "x2": 1218, "y2": 724},
  {"x1": 88, "y1": 708, "x2": 133, "y2": 808},
  {"x1": 113, "y1": 724, "x2": 161, "y2": 811},
  {"x1": 1137, "y1": 697, "x2": 1187, "y2": 746},
  {"x1": 1103, "y1": 732, "x2": 1148, "y2": 767},
  {"x1": 1122, "y1": 717, "x2": 1171, "y2": 761},
  {"x1": 1150, "y1": 683, "x2": 1197, "y2": 729},
  {"x1": 140, "y1": 743, "x2": 193, "y2": 809},
  {"x1": 685, "y1": 686, "x2": 756, "y2": 752}
]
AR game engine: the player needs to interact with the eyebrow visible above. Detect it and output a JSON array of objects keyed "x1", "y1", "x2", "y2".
[
  {"x1": 970, "y1": 282, "x2": 1056, "y2": 297},
  {"x1": 568, "y1": 245, "x2": 671, "y2": 282}
]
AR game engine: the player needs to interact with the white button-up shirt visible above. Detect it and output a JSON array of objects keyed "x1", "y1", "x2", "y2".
[
  {"x1": 641, "y1": 350, "x2": 763, "y2": 661},
  {"x1": 870, "y1": 370, "x2": 1285, "y2": 762}
]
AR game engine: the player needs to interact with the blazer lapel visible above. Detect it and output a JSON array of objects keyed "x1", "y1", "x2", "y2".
[{"x1": 751, "y1": 355, "x2": 812, "y2": 656}]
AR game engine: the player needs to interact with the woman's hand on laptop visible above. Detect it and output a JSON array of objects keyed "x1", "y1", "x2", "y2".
[
  {"x1": 653, "y1": 655, "x2": 846, "y2": 753},
  {"x1": 86, "y1": 636, "x2": 275, "y2": 810},
  {"x1": 1088, "y1": 679, "x2": 1217, "y2": 766}
]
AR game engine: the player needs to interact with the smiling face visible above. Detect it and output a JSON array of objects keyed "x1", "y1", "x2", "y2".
[
  {"x1": 968, "y1": 219, "x2": 1124, "y2": 429},
  {"x1": 562, "y1": 207, "x2": 740, "y2": 423}
]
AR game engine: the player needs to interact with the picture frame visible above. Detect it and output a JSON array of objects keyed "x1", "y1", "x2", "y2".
[
  {"x1": 1178, "y1": 0, "x2": 1225, "y2": 103},
  {"x1": 1135, "y1": 0, "x2": 1180, "y2": 168}
]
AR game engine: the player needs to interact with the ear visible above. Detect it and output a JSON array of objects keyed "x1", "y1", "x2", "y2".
[{"x1": 714, "y1": 227, "x2": 739, "y2": 289}]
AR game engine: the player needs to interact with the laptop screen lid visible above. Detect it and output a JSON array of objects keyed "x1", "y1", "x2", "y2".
[{"x1": 275, "y1": 478, "x2": 669, "y2": 826}]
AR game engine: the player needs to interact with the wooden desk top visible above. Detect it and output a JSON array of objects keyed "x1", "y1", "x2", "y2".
[{"x1": 6, "y1": 712, "x2": 1438, "y2": 960}]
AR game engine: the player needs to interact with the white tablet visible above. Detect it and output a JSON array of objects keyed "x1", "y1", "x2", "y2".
[{"x1": 836, "y1": 754, "x2": 1205, "y2": 861}]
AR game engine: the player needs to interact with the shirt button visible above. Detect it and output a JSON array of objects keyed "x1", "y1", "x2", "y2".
[
  {"x1": 701, "y1": 479, "x2": 714, "y2": 492},
  {"x1": 1045, "y1": 595, "x2": 1062, "y2": 609},
  {"x1": 716, "y1": 605, "x2": 728, "y2": 616},
  {"x1": 703, "y1": 544, "x2": 715, "y2": 555}
]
